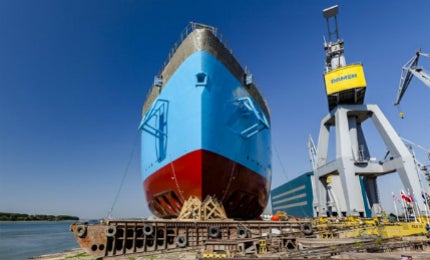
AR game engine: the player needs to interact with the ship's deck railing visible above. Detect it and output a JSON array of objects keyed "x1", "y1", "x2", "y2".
[{"x1": 157, "y1": 21, "x2": 230, "y2": 76}]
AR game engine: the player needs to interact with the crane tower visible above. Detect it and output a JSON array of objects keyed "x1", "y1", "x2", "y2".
[
  {"x1": 310, "y1": 6, "x2": 426, "y2": 217},
  {"x1": 322, "y1": 5, "x2": 366, "y2": 111}
]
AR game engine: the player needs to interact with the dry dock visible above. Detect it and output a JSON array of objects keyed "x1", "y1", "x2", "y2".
[{"x1": 34, "y1": 236, "x2": 430, "y2": 260}]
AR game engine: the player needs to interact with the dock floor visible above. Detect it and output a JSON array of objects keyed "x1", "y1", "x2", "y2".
[{"x1": 33, "y1": 237, "x2": 430, "y2": 260}]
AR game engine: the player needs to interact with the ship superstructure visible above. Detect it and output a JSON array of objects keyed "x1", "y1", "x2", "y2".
[{"x1": 139, "y1": 22, "x2": 271, "y2": 219}]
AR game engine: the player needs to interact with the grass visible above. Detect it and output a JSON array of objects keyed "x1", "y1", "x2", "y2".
[
  {"x1": 65, "y1": 252, "x2": 90, "y2": 259},
  {"x1": 354, "y1": 241, "x2": 364, "y2": 248},
  {"x1": 375, "y1": 236, "x2": 383, "y2": 246},
  {"x1": 139, "y1": 255, "x2": 159, "y2": 259}
]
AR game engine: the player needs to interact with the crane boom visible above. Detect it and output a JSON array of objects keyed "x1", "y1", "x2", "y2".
[
  {"x1": 307, "y1": 135, "x2": 317, "y2": 170},
  {"x1": 395, "y1": 50, "x2": 430, "y2": 105},
  {"x1": 401, "y1": 136, "x2": 430, "y2": 157}
]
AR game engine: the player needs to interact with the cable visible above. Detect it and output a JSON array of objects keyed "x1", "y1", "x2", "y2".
[
  {"x1": 107, "y1": 131, "x2": 140, "y2": 219},
  {"x1": 273, "y1": 141, "x2": 289, "y2": 182},
  {"x1": 396, "y1": 104, "x2": 404, "y2": 119}
]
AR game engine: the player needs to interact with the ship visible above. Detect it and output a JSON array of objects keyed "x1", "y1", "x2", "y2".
[{"x1": 139, "y1": 22, "x2": 271, "y2": 219}]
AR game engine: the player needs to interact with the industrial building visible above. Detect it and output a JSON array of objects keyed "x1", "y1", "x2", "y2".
[
  {"x1": 271, "y1": 172, "x2": 314, "y2": 218},
  {"x1": 271, "y1": 172, "x2": 373, "y2": 218}
]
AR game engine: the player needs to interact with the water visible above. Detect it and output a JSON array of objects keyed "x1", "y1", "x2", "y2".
[{"x1": 0, "y1": 222, "x2": 79, "y2": 259}]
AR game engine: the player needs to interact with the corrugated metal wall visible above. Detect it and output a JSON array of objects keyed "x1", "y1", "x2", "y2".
[{"x1": 271, "y1": 172, "x2": 314, "y2": 218}]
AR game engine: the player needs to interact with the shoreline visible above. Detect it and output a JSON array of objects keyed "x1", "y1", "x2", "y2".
[
  {"x1": 31, "y1": 249, "x2": 198, "y2": 260},
  {"x1": 29, "y1": 248, "x2": 88, "y2": 260},
  {"x1": 0, "y1": 220, "x2": 78, "y2": 222}
]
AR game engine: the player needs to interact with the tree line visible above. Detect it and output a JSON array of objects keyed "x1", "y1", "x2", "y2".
[{"x1": 0, "y1": 212, "x2": 79, "y2": 221}]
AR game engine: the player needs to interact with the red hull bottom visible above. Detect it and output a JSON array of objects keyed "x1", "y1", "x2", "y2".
[{"x1": 143, "y1": 150, "x2": 269, "y2": 219}]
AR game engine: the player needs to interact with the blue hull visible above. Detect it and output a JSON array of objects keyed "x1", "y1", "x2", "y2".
[{"x1": 139, "y1": 25, "x2": 271, "y2": 219}]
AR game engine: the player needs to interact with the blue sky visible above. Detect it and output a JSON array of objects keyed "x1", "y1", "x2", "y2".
[{"x1": 1, "y1": 0, "x2": 429, "y2": 219}]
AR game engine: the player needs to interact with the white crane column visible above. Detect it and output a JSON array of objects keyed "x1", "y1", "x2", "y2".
[
  {"x1": 313, "y1": 104, "x2": 426, "y2": 217},
  {"x1": 335, "y1": 107, "x2": 365, "y2": 216}
]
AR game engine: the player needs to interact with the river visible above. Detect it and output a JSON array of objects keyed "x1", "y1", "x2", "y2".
[{"x1": 0, "y1": 221, "x2": 79, "y2": 259}]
